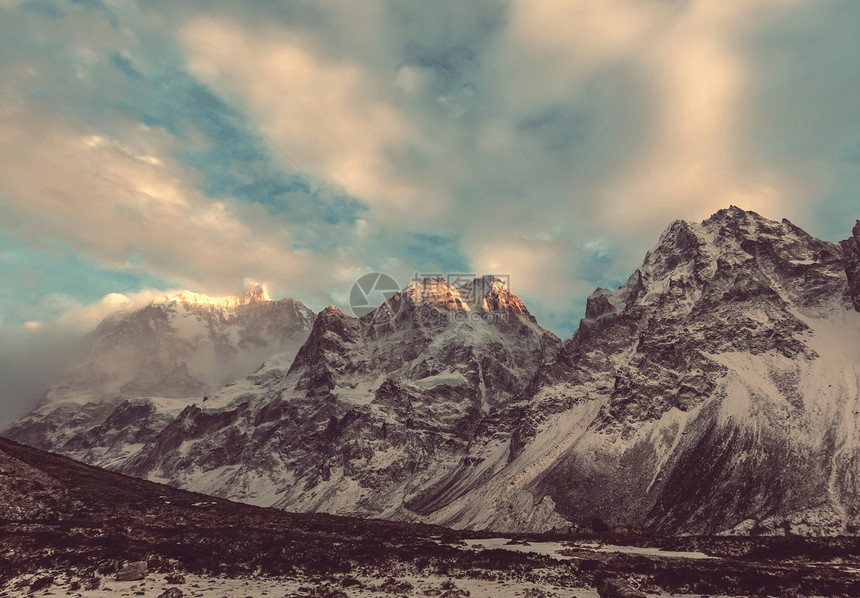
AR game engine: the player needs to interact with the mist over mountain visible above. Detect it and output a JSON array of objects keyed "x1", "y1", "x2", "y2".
[
  {"x1": 4, "y1": 207, "x2": 860, "y2": 537},
  {"x1": 3, "y1": 285, "x2": 315, "y2": 459}
]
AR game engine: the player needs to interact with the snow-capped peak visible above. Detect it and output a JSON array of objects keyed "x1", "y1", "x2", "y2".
[
  {"x1": 152, "y1": 284, "x2": 273, "y2": 310},
  {"x1": 152, "y1": 290, "x2": 240, "y2": 310}
]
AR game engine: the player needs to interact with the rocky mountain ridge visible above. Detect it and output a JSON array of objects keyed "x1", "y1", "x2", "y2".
[
  {"x1": 118, "y1": 275, "x2": 561, "y2": 513},
  {"x1": 4, "y1": 207, "x2": 860, "y2": 536}
]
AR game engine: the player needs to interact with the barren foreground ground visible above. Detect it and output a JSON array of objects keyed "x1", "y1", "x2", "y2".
[
  {"x1": 2, "y1": 437, "x2": 859, "y2": 597},
  {"x1": 0, "y1": 570, "x2": 738, "y2": 598}
]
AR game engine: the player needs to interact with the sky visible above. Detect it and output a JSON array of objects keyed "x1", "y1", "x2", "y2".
[{"x1": 1, "y1": 0, "x2": 860, "y2": 424}]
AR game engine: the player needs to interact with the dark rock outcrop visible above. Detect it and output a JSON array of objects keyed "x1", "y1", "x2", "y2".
[{"x1": 841, "y1": 220, "x2": 860, "y2": 311}]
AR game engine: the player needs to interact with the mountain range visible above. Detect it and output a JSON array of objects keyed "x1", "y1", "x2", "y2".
[{"x1": 4, "y1": 206, "x2": 860, "y2": 536}]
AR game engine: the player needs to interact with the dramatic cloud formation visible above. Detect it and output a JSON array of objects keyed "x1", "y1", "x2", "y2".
[{"x1": 1, "y1": 0, "x2": 859, "y2": 423}]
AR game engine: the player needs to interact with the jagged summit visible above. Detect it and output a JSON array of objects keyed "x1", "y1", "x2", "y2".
[
  {"x1": 365, "y1": 275, "x2": 534, "y2": 328},
  {"x1": 458, "y1": 275, "x2": 531, "y2": 316},
  {"x1": 703, "y1": 203, "x2": 767, "y2": 224},
  {"x1": 581, "y1": 206, "x2": 849, "y2": 331},
  {"x1": 242, "y1": 282, "x2": 271, "y2": 303},
  {"x1": 401, "y1": 276, "x2": 469, "y2": 311}
]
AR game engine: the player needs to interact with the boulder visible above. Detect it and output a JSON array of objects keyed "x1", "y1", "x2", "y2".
[{"x1": 115, "y1": 560, "x2": 147, "y2": 581}]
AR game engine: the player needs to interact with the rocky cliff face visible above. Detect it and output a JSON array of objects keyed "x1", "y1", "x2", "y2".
[
  {"x1": 2, "y1": 285, "x2": 315, "y2": 459},
  {"x1": 841, "y1": 221, "x2": 860, "y2": 311},
  {"x1": 5, "y1": 207, "x2": 860, "y2": 537}
]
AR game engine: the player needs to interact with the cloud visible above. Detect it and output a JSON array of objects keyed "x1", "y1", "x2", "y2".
[
  {"x1": 0, "y1": 105, "x2": 310, "y2": 295},
  {"x1": 503, "y1": 0, "x2": 673, "y2": 85},
  {"x1": 489, "y1": 1, "x2": 802, "y2": 236},
  {"x1": 2, "y1": 0, "x2": 860, "y2": 422},
  {"x1": 180, "y1": 15, "x2": 418, "y2": 210},
  {"x1": 55, "y1": 289, "x2": 171, "y2": 331},
  {"x1": 0, "y1": 322, "x2": 88, "y2": 429},
  {"x1": 592, "y1": 2, "x2": 772, "y2": 228}
]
